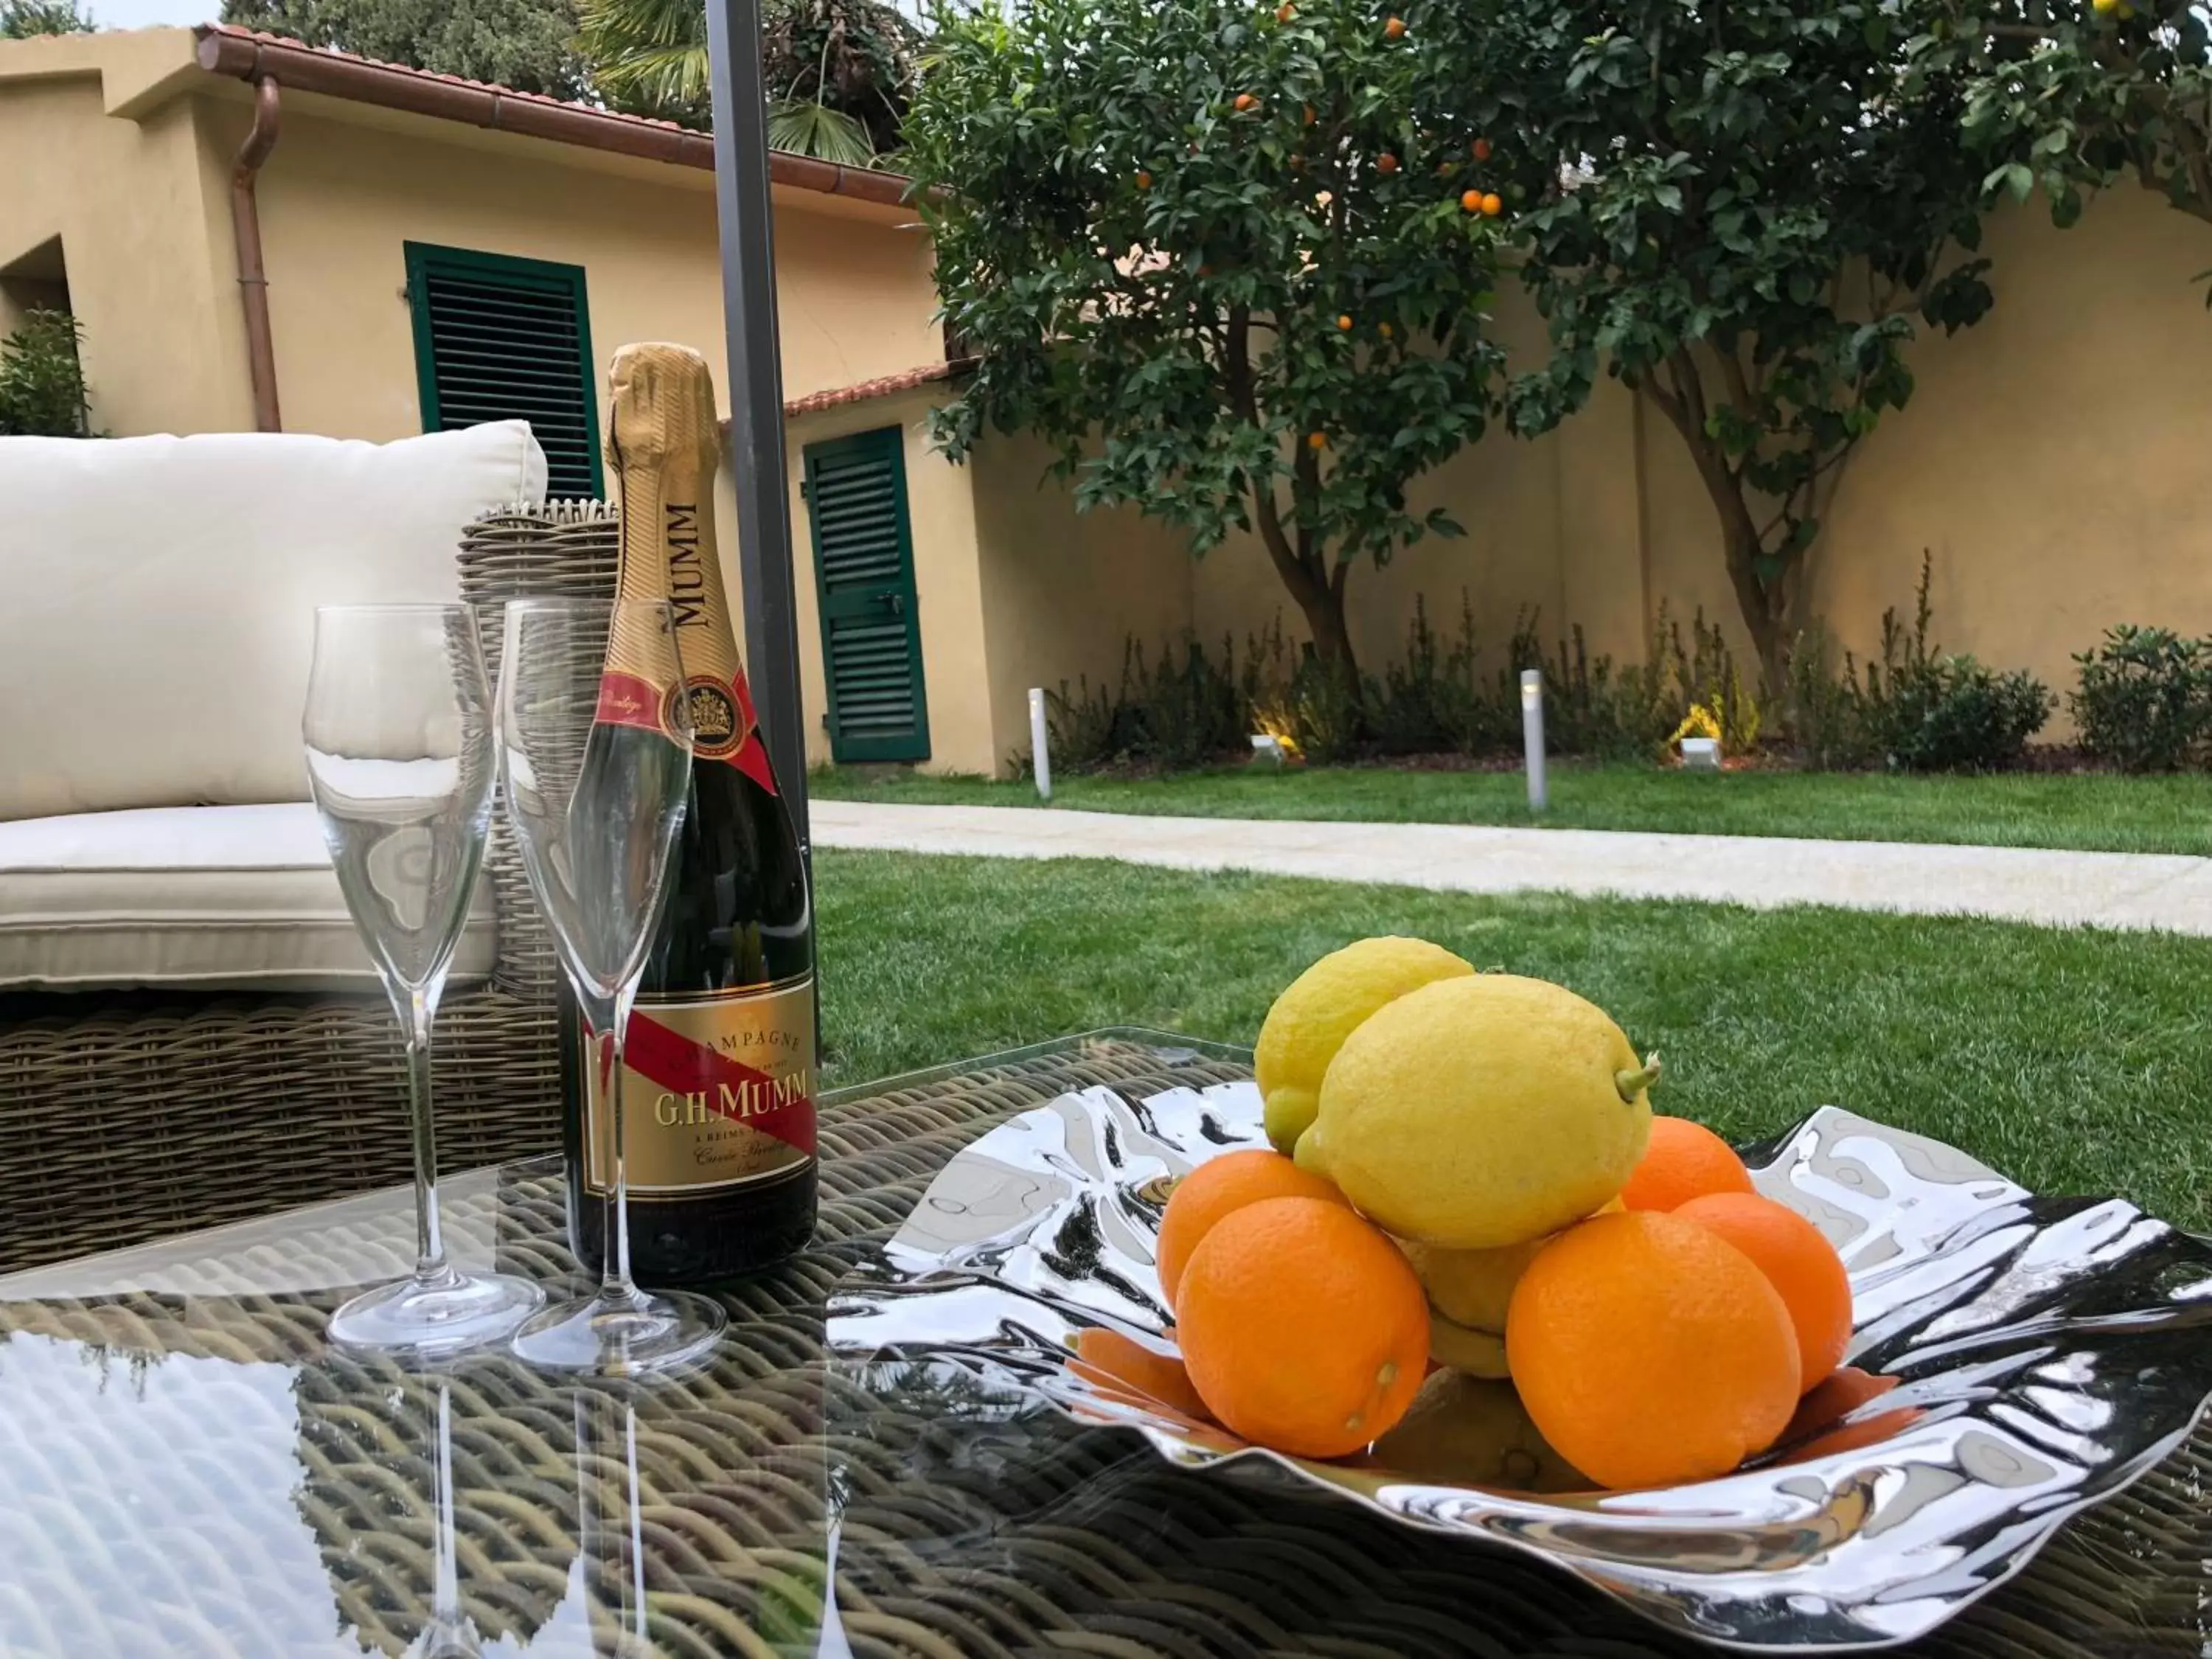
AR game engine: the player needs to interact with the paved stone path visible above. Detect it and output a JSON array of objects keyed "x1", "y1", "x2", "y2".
[{"x1": 810, "y1": 800, "x2": 2212, "y2": 935}]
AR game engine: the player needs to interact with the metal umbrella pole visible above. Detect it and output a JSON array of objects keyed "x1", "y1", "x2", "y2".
[{"x1": 705, "y1": 0, "x2": 811, "y2": 859}]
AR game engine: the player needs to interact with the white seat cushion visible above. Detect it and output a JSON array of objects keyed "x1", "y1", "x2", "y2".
[
  {"x1": 0, "y1": 804, "x2": 498, "y2": 992},
  {"x1": 0, "y1": 422, "x2": 546, "y2": 821}
]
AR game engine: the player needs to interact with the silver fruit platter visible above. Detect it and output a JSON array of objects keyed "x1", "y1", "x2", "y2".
[{"x1": 827, "y1": 1074, "x2": 2212, "y2": 1650}]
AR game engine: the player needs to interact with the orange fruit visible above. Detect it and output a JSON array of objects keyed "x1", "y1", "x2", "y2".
[
  {"x1": 1234, "y1": 92, "x2": 1260, "y2": 113},
  {"x1": 1071, "y1": 1327, "x2": 1210, "y2": 1420},
  {"x1": 1276, "y1": 1, "x2": 1293, "y2": 18},
  {"x1": 1784, "y1": 1366, "x2": 1896, "y2": 1447},
  {"x1": 1383, "y1": 15, "x2": 1405, "y2": 36},
  {"x1": 1376, "y1": 152, "x2": 1399, "y2": 174},
  {"x1": 1302, "y1": 102, "x2": 1318, "y2": 126},
  {"x1": 1676, "y1": 1192, "x2": 1854, "y2": 1388},
  {"x1": 1479, "y1": 192, "x2": 1503, "y2": 216},
  {"x1": 1460, "y1": 188, "x2": 1484, "y2": 212},
  {"x1": 1620, "y1": 1116, "x2": 1753, "y2": 1212},
  {"x1": 1156, "y1": 1147, "x2": 1346, "y2": 1309},
  {"x1": 1472, "y1": 136, "x2": 1493, "y2": 161},
  {"x1": 1337, "y1": 313, "x2": 1354, "y2": 331},
  {"x1": 1135, "y1": 170, "x2": 1152, "y2": 189},
  {"x1": 1178, "y1": 1196, "x2": 1429, "y2": 1458},
  {"x1": 1307, "y1": 431, "x2": 1328, "y2": 450},
  {"x1": 1377, "y1": 321, "x2": 1393, "y2": 339},
  {"x1": 1506, "y1": 1211, "x2": 1801, "y2": 1488}
]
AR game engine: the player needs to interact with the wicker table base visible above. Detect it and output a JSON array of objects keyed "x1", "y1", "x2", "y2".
[{"x1": 0, "y1": 1032, "x2": 2205, "y2": 1658}]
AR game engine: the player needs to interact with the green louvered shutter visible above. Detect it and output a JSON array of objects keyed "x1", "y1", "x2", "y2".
[
  {"x1": 405, "y1": 243, "x2": 603, "y2": 500},
  {"x1": 803, "y1": 427, "x2": 930, "y2": 763}
]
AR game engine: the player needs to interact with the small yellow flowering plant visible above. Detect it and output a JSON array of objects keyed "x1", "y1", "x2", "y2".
[{"x1": 1667, "y1": 704, "x2": 1724, "y2": 748}]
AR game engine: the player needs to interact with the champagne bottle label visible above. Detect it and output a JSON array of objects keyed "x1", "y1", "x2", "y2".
[
  {"x1": 580, "y1": 975, "x2": 817, "y2": 1195},
  {"x1": 608, "y1": 344, "x2": 779, "y2": 796}
]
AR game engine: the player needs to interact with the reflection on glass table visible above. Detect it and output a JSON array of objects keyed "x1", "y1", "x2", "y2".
[{"x1": 0, "y1": 1032, "x2": 2204, "y2": 1659}]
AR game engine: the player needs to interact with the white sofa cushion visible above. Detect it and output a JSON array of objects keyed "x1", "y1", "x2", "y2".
[
  {"x1": 0, "y1": 803, "x2": 498, "y2": 992},
  {"x1": 0, "y1": 422, "x2": 546, "y2": 821}
]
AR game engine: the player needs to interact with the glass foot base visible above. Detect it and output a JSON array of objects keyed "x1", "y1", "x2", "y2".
[
  {"x1": 328, "y1": 1267, "x2": 546, "y2": 1361},
  {"x1": 510, "y1": 1287, "x2": 726, "y2": 1376}
]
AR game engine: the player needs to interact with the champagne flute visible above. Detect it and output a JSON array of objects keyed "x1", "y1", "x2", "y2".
[
  {"x1": 305, "y1": 604, "x2": 545, "y2": 1358},
  {"x1": 498, "y1": 597, "x2": 727, "y2": 1375}
]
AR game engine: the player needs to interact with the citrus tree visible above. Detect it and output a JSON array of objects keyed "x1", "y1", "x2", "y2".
[
  {"x1": 1916, "y1": 1, "x2": 2211, "y2": 287},
  {"x1": 902, "y1": 0, "x2": 1517, "y2": 680},
  {"x1": 1447, "y1": 0, "x2": 1997, "y2": 692}
]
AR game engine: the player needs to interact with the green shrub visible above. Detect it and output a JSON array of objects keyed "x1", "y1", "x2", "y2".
[
  {"x1": 0, "y1": 309, "x2": 91, "y2": 437},
  {"x1": 2070, "y1": 625, "x2": 2212, "y2": 773},
  {"x1": 1860, "y1": 557, "x2": 2051, "y2": 771},
  {"x1": 1365, "y1": 594, "x2": 1515, "y2": 757},
  {"x1": 1784, "y1": 557, "x2": 2051, "y2": 772},
  {"x1": 1043, "y1": 672, "x2": 1118, "y2": 771},
  {"x1": 1114, "y1": 636, "x2": 1243, "y2": 769},
  {"x1": 1785, "y1": 625, "x2": 1881, "y2": 770}
]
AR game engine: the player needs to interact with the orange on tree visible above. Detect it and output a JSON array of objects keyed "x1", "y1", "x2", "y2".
[
  {"x1": 1506, "y1": 1211, "x2": 1801, "y2": 1488},
  {"x1": 1472, "y1": 137, "x2": 1493, "y2": 161},
  {"x1": 1234, "y1": 92, "x2": 1261, "y2": 112},
  {"x1": 1337, "y1": 313, "x2": 1355, "y2": 331},
  {"x1": 1177, "y1": 1195, "x2": 1430, "y2": 1458},
  {"x1": 1676, "y1": 1192, "x2": 1854, "y2": 1388},
  {"x1": 1307, "y1": 431, "x2": 1329, "y2": 450},
  {"x1": 1377, "y1": 321, "x2": 1394, "y2": 340},
  {"x1": 1480, "y1": 192, "x2": 1503, "y2": 217},
  {"x1": 1135, "y1": 170, "x2": 1152, "y2": 189},
  {"x1": 1155, "y1": 1147, "x2": 1346, "y2": 1309},
  {"x1": 1301, "y1": 102, "x2": 1318, "y2": 125},
  {"x1": 1620, "y1": 1116, "x2": 1754, "y2": 1212},
  {"x1": 1276, "y1": 1, "x2": 1293, "y2": 18},
  {"x1": 1376, "y1": 152, "x2": 1400, "y2": 174},
  {"x1": 1461, "y1": 189, "x2": 1484, "y2": 212},
  {"x1": 1383, "y1": 15, "x2": 1405, "y2": 37}
]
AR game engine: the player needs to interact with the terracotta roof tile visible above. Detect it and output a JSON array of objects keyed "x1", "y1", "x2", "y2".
[
  {"x1": 784, "y1": 358, "x2": 975, "y2": 417},
  {"x1": 192, "y1": 24, "x2": 914, "y2": 206}
]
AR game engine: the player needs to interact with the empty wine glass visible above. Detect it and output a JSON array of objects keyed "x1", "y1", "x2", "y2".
[
  {"x1": 498, "y1": 597, "x2": 726, "y2": 1375},
  {"x1": 305, "y1": 604, "x2": 545, "y2": 1359}
]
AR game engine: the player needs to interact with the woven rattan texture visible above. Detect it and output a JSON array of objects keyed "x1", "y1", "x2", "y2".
[
  {"x1": 0, "y1": 507, "x2": 626, "y2": 1277},
  {"x1": 1, "y1": 1037, "x2": 2206, "y2": 1658}
]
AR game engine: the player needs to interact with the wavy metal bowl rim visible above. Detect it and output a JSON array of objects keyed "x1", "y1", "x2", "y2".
[{"x1": 830, "y1": 1084, "x2": 2212, "y2": 1652}]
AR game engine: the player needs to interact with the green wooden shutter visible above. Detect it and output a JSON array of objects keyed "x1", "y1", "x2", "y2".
[
  {"x1": 804, "y1": 428, "x2": 930, "y2": 763},
  {"x1": 405, "y1": 243, "x2": 602, "y2": 499}
]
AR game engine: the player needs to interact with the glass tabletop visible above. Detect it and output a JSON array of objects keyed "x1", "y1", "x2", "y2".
[{"x1": 0, "y1": 1030, "x2": 2205, "y2": 1659}]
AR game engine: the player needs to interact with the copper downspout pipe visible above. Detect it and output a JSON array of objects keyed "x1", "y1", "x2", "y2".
[
  {"x1": 192, "y1": 27, "x2": 914, "y2": 210},
  {"x1": 229, "y1": 75, "x2": 282, "y2": 433}
]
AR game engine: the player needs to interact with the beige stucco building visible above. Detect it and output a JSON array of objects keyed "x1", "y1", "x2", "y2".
[{"x1": 8, "y1": 26, "x2": 2211, "y2": 776}]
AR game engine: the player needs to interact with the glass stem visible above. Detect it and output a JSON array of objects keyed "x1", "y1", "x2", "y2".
[
  {"x1": 599, "y1": 981, "x2": 644, "y2": 1309},
  {"x1": 403, "y1": 984, "x2": 449, "y2": 1284}
]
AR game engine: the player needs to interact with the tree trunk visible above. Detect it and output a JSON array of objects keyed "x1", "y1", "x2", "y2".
[
  {"x1": 1290, "y1": 564, "x2": 1359, "y2": 684},
  {"x1": 1643, "y1": 378, "x2": 1795, "y2": 695}
]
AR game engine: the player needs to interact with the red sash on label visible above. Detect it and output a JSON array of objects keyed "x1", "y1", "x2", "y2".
[
  {"x1": 594, "y1": 671, "x2": 667, "y2": 734},
  {"x1": 726, "y1": 672, "x2": 780, "y2": 797},
  {"x1": 614, "y1": 1007, "x2": 816, "y2": 1157}
]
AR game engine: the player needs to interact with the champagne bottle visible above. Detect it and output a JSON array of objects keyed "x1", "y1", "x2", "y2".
[{"x1": 560, "y1": 341, "x2": 818, "y2": 1284}]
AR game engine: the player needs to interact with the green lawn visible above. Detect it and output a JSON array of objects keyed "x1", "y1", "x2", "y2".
[
  {"x1": 811, "y1": 761, "x2": 2212, "y2": 857},
  {"x1": 815, "y1": 848, "x2": 2212, "y2": 1231}
]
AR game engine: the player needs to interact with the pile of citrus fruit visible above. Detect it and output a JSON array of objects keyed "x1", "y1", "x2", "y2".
[{"x1": 1109, "y1": 936, "x2": 1886, "y2": 1491}]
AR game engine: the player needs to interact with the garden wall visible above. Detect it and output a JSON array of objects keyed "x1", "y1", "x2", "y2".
[{"x1": 1182, "y1": 189, "x2": 2212, "y2": 735}]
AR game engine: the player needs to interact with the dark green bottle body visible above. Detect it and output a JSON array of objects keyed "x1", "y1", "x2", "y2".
[{"x1": 560, "y1": 743, "x2": 817, "y2": 1286}]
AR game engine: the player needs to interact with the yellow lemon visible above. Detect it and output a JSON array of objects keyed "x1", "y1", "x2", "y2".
[
  {"x1": 1301, "y1": 975, "x2": 1655, "y2": 1249},
  {"x1": 1371, "y1": 1369, "x2": 1587, "y2": 1492},
  {"x1": 1253, "y1": 936, "x2": 1474, "y2": 1155},
  {"x1": 1398, "y1": 1197, "x2": 1623, "y2": 1376}
]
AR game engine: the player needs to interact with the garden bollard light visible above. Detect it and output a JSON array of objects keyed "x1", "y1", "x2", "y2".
[
  {"x1": 1521, "y1": 669, "x2": 1547, "y2": 813},
  {"x1": 1029, "y1": 687, "x2": 1052, "y2": 801}
]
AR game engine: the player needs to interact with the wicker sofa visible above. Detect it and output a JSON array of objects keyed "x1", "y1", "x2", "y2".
[{"x1": 0, "y1": 427, "x2": 619, "y2": 1276}]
